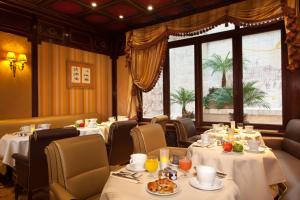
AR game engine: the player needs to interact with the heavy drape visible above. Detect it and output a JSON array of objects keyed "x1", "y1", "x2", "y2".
[
  {"x1": 38, "y1": 42, "x2": 112, "y2": 120},
  {"x1": 125, "y1": 0, "x2": 299, "y2": 118}
]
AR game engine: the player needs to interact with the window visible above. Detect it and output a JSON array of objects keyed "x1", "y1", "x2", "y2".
[
  {"x1": 202, "y1": 39, "x2": 233, "y2": 122},
  {"x1": 142, "y1": 74, "x2": 163, "y2": 118},
  {"x1": 169, "y1": 45, "x2": 195, "y2": 119},
  {"x1": 242, "y1": 30, "x2": 282, "y2": 125},
  {"x1": 142, "y1": 22, "x2": 285, "y2": 129}
]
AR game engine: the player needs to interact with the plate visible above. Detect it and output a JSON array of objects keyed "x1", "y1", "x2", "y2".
[
  {"x1": 189, "y1": 177, "x2": 224, "y2": 191},
  {"x1": 196, "y1": 140, "x2": 211, "y2": 147},
  {"x1": 125, "y1": 164, "x2": 146, "y2": 172},
  {"x1": 244, "y1": 146, "x2": 266, "y2": 153},
  {"x1": 146, "y1": 183, "x2": 180, "y2": 196},
  {"x1": 242, "y1": 130, "x2": 256, "y2": 134}
]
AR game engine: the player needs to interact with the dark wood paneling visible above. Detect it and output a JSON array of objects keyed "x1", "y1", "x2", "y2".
[{"x1": 31, "y1": 18, "x2": 38, "y2": 117}]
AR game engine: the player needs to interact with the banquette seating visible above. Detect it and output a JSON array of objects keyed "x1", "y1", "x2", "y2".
[
  {"x1": 45, "y1": 135, "x2": 109, "y2": 200},
  {"x1": 264, "y1": 119, "x2": 300, "y2": 200}
]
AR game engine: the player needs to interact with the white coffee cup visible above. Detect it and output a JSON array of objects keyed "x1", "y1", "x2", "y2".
[
  {"x1": 196, "y1": 165, "x2": 216, "y2": 187},
  {"x1": 130, "y1": 153, "x2": 147, "y2": 170},
  {"x1": 88, "y1": 121, "x2": 97, "y2": 128},
  {"x1": 247, "y1": 139, "x2": 260, "y2": 151},
  {"x1": 201, "y1": 134, "x2": 210, "y2": 145}
]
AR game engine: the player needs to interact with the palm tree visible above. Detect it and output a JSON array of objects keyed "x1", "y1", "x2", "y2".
[
  {"x1": 243, "y1": 81, "x2": 270, "y2": 109},
  {"x1": 203, "y1": 81, "x2": 270, "y2": 109},
  {"x1": 203, "y1": 52, "x2": 232, "y2": 87},
  {"x1": 170, "y1": 87, "x2": 195, "y2": 116}
]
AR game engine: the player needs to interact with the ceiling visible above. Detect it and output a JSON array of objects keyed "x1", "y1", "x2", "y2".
[{"x1": 12, "y1": 0, "x2": 243, "y2": 33}]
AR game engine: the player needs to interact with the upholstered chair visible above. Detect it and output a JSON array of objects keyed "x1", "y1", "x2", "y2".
[
  {"x1": 106, "y1": 120, "x2": 137, "y2": 166},
  {"x1": 12, "y1": 128, "x2": 79, "y2": 200},
  {"x1": 264, "y1": 119, "x2": 300, "y2": 200},
  {"x1": 173, "y1": 118, "x2": 200, "y2": 147},
  {"x1": 130, "y1": 124, "x2": 187, "y2": 157},
  {"x1": 151, "y1": 115, "x2": 169, "y2": 132},
  {"x1": 45, "y1": 135, "x2": 109, "y2": 200}
]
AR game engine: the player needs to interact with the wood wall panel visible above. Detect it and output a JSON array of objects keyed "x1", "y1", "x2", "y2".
[
  {"x1": 38, "y1": 42, "x2": 112, "y2": 121},
  {"x1": 117, "y1": 56, "x2": 130, "y2": 116},
  {"x1": 0, "y1": 31, "x2": 32, "y2": 120}
]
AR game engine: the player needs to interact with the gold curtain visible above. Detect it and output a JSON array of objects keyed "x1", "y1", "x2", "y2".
[
  {"x1": 38, "y1": 42, "x2": 112, "y2": 121},
  {"x1": 125, "y1": 0, "x2": 299, "y2": 118}
]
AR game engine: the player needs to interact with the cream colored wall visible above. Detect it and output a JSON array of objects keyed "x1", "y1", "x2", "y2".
[
  {"x1": 117, "y1": 56, "x2": 129, "y2": 116},
  {"x1": 38, "y1": 42, "x2": 112, "y2": 121},
  {"x1": 0, "y1": 31, "x2": 32, "y2": 120}
]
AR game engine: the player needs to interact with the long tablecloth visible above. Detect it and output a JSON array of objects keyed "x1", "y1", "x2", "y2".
[
  {"x1": 100, "y1": 168, "x2": 240, "y2": 200},
  {"x1": 188, "y1": 141, "x2": 286, "y2": 200}
]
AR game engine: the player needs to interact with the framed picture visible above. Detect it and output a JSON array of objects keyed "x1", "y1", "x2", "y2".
[{"x1": 67, "y1": 61, "x2": 95, "y2": 88}]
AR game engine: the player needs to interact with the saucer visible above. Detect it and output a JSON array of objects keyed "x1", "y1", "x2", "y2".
[
  {"x1": 244, "y1": 146, "x2": 266, "y2": 153},
  {"x1": 189, "y1": 177, "x2": 224, "y2": 191},
  {"x1": 126, "y1": 164, "x2": 146, "y2": 172}
]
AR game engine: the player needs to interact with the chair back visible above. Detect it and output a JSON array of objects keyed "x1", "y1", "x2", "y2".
[
  {"x1": 28, "y1": 128, "x2": 79, "y2": 190},
  {"x1": 282, "y1": 119, "x2": 300, "y2": 159},
  {"x1": 45, "y1": 135, "x2": 109, "y2": 200},
  {"x1": 174, "y1": 118, "x2": 197, "y2": 142},
  {"x1": 107, "y1": 120, "x2": 137, "y2": 165},
  {"x1": 130, "y1": 124, "x2": 166, "y2": 154},
  {"x1": 151, "y1": 115, "x2": 169, "y2": 132}
]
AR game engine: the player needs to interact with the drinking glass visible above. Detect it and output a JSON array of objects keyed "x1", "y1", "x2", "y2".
[
  {"x1": 145, "y1": 155, "x2": 159, "y2": 178},
  {"x1": 179, "y1": 157, "x2": 192, "y2": 177},
  {"x1": 237, "y1": 123, "x2": 243, "y2": 131}
]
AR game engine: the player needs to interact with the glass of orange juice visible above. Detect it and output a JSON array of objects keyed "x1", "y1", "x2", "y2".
[
  {"x1": 179, "y1": 157, "x2": 192, "y2": 177},
  {"x1": 145, "y1": 155, "x2": 159, "y2": 178}
]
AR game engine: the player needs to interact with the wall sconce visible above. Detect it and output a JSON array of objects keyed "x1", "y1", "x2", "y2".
[{"x1": 6, "y1": 51, "x2": 27, "y2": 77}]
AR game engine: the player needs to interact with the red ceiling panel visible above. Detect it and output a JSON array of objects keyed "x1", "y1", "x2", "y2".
[
  {"x1": 157, "y1": 6, "x2": 182, "y2": 17},
  {"x1": 135, "y1": 0, "x2": 173, "y2": 8},
  {"x1": 104, "y1": 2, "x2": 140, "y2": 18},
  {"x1": 85, "y1": 14, "x2": 111, "y2": 24},
  {"x1": 50, "y1": 0, "x2": 84, "y2": 14}
]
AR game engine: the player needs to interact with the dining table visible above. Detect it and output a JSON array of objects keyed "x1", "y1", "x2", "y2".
[
  {"x1": 100, "y1": 167, "x2": 240, "y2": 200},
  {"x1": 0, "y1": 121, "x2": 113, "y2": 167},
  {"x1": 188, "y1": 129, "x2": 286, "y2": 200}
]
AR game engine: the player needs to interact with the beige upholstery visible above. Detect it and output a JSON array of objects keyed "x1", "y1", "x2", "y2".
[
  {"x1": 45, "y1": 135, "x2": 109, "y2": 200},
  {"x1": 0, "y1": 113, "x2": 99, "y2": 137},
  {"x1": 130, "y1": 124, "x2": 187, "y2": 156},
  {"x1": 273, "y1": 150, "x2": 300, "y2": 200},
  {"x1": 263, "y1": 119, "x2": 300, "y2": 200},
  {"x1": 151, "y1": 115, "x2": 169, "y2": 132}
]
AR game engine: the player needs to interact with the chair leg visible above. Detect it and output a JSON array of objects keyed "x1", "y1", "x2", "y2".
[{"x1": 14, "y1": 184, "x2": 22, "y2": 200}]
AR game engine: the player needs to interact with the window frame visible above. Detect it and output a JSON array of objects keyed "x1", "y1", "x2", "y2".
[{"x1": 142, "y1": 21, "x2": 287, "y2": 131}]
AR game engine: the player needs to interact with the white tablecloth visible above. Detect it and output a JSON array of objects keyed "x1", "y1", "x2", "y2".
[
  {"x1": 0, "y1": 134, "x2": 29, "y2": 167},
  {"x1": 100, "y1": 168, "x2": 240, "y2": 200},
  {"x1": 0, "y1": 123, "x2": 112, "y2": 167},
  {"x1": 188, "y1": 137, "x2": 286, "y2": 200}
]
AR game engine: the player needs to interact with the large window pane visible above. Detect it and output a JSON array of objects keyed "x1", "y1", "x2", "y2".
[
  {"x1": 142, "y1": 74, "x2": 163, "y2": 118},
  {"x1": 202, "y1": 39, "x2": 233, "y2": 122},
  {"x1": 242, "y1": 30, "x2": 282, "y2": 124},
  {"x1": 169, "y1": 45, "x2": 195, "y2": 119}
]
